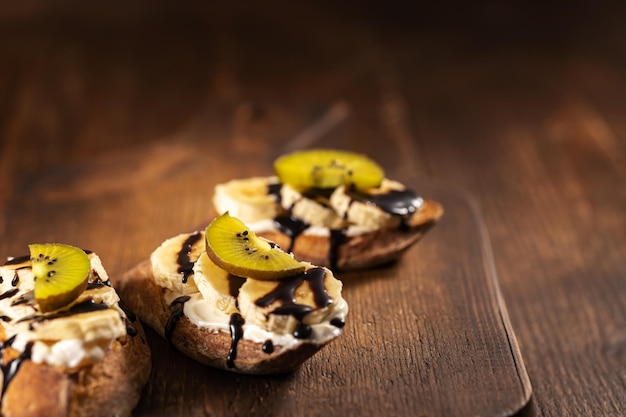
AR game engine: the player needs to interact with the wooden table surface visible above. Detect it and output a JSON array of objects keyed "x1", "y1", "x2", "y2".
[{"x1": 1, "y1": 2, "x2": 624, "y2": 417}]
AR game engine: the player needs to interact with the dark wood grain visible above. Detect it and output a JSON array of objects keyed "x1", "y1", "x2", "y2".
[
  {"x1": 139, "y1": 175, "x2": 529, "y2": 417},
  {"x1": 0, "y1": 139, "x2": 531, "y2": 417},
  {"x1": 0, "y1": 2, "x2": 624, "y2": 416}
]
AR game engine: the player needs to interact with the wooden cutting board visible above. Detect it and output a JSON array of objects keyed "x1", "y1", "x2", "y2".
[{"x1": 1, "y1": 141, "x2": 531, "y2": 417}]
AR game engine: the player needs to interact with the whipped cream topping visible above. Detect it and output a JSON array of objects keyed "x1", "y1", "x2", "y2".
[{"x1": 0, "y1": 253, "x2": 129, "y2": 370}]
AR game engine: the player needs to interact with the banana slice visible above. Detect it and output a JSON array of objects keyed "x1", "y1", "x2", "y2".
[
  {"x1": 280, "y1": 184, "x2": 346, "y2": 229},
  {"x1": 87, "y1": 252, "x2": 110, "y2": 282},
  {"x1": 150, "y1": 232, "x2": 205, "y2": 294},
  {"x1": 26, "y1": 308, "x2": 126, "y2": 343},
  {"x1": 330, "y1": 179, "x2": 418, "y2": 229},
  {"x1": 193, "y1": 252, "x2": 240, "y2": 315},
  {"x1": 213, "y1": 177, "x2": 282, "y2": 223},
  {"x1": 77, "y1": 284, "x2": 120, "y2": 307},
  {"x1": 237, "y1": 263, "x2": 343, "y2": 336}
]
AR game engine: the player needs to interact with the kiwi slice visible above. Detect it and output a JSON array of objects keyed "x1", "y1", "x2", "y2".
[
  {"x1": 29, "y1": 243, "x2": 91, "y2": 313},
  {"x1": 205, "y1": 213, "x2": 305, "y2": 280},
  {"x1": 274, "y1": 148, "x2": 385, "y2": 191}
]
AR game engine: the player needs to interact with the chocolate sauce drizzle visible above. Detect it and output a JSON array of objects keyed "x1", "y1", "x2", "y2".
[
  {"x1": 228, "y1": 275, "x2": 246, "y2": 298},
  {"x1": 267, "y1": 183, "x2": 283, "y2": 204},
  {"x1": 348, "y1": 188, "x2": 423, "y2": 217},
  {"x1": 348, "y1": 188, "x2": 424, "y2": 231},
  {"x1": 273, "y1": 215, "x2": 309, "y2": 253},
  {"x1": 86, "y1": 277, "x2": 110, "y2": 290},
  {"x1": 255, "y1": 267, "x2": 330, "y2": 339},
  {"x1": 125, "y1": 323, "x2": 137, "y2": 337},
  {"x1": 305, "y1": 187, "x2": 334, "y2": 202},
  {"x1": 16, "y1": 299, "x2": 109, "y2": 325},
  {"x1": 10, "y1": 291, "x2": 33, "y2": 307},
  {"x1": 52, "y1": 299, "x2": 109, "y2": 316},
  {"x1": 176, "y1": 232, "x2": 202, "y2": 284},
  {"x1": 330, "y1": 317, "x2": 346, "y2": 328},
  {"x1": 118, "y1": 299, "x2": 137, "y2": 322},
  {"x1": 227, "y1": 313, "x2": 245, "y2": 368},
  {"x1": 2, "y1": 255, "x2": 30, "y2": 266},
  {"x1": 165, "y1": 296, "x2": 190, "y2": 346},
  {"x1": 262, "y1": 340, "x2": 274, "y2": 354},
  {"x1": 0, "y1": 264, "x2": 29, "y2": 285},
  {"x1": 329, "y1": 229, "x2": 347, "y2": 271},
  {"x1": 0, "y1": 288, "x2": 18, "y2": 301},
  {"x1": 11, "y1": 272, "x2": 19, "y2": 287},
  {"x1": 0, "y1": 335, "x2": 33, "y2": 398},
  {"x1": 118, "y1": 300, "x2": 138, "y2": 337}
]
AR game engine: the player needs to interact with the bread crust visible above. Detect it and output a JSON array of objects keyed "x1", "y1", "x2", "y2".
[
  {"x1": 116, "y1": 260, "x2": 328, "y2": 375},
  {"x1": 262, "y1": 198, "x2": 444, "y2": 270},
  {"x1": 1, "y1": 322, "x2": 151, "y2": 417}
]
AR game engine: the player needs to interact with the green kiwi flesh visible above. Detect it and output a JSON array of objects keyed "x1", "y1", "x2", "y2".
[
  {"x1": 274, "y1": 148, "x2": 385, "y2": 190},
  {"x1": 30, "y1": 243, "x2": 91, "y2": 313},
  {"x1": 205, "y1": 213, "x2": 305, "y2": 280}
]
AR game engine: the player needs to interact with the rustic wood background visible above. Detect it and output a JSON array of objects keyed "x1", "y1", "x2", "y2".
[{"x1": 1, "y1": 2, "x2": 625, "y2": 416}]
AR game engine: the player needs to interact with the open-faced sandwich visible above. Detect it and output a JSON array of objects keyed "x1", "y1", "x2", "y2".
[
  {"x1": 213, "y1": 149, "x2": 443, "y2": 271},
  {"x1": 117, "y1": 213, "x2": 347, "y2": 375},
  {"x1": 0, "y1": 244, "x2": 150, "y2": 417}
]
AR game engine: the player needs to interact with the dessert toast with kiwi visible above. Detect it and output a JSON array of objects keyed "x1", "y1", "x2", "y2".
[
  {"x1": 0, "y1": 244, "x2": 151, "y2": 417},
  {"x1": 117, "y1": 213, "x2": 348, "y2": 375},
  {"x1": 213, "y1": 149, "x2": 443, "y2": 271}
]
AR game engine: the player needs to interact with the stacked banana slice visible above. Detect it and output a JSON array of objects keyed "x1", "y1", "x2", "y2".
[
  {"x1": 236, "y1": 261, "x2": 344, "y2": 337},
  {"x1": 0, "y1": 253, "x2": 128, "y2": 370},
  {"x1": 213, "y1": 176, "x2": 427, "y2": 233},
  {"x1": 150, "y1": 231, "x2": 347, "y2": 346}
]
